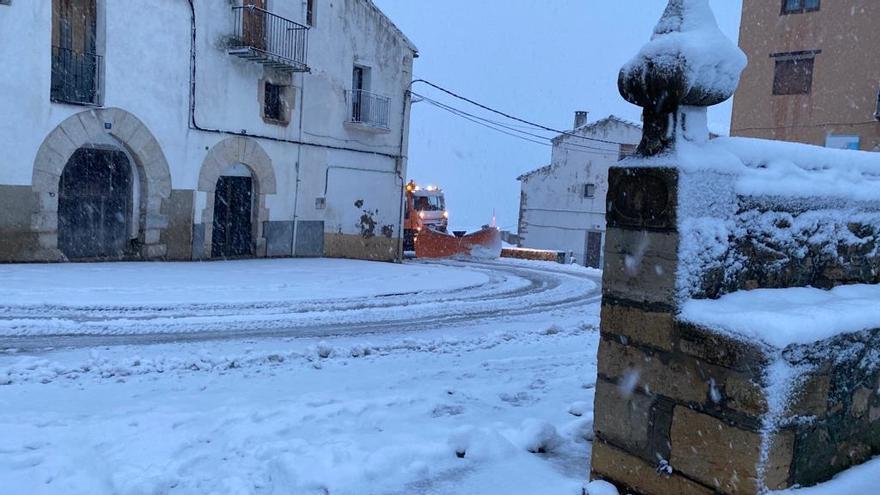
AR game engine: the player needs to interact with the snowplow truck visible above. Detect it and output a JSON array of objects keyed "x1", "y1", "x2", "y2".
[{"x1": 403, "y1": 181, "x2": 448, "y2": 251}]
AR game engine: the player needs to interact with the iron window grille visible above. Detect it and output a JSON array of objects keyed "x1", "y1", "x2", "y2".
[
  {"x1": 51, "y1": 45, "x2": 103, "y2": 106},
  {"x1": 347, "y1": 89, "x2": 391, "y2": 129}
]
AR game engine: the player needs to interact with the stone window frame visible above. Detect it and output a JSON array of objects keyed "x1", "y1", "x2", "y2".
[
  {"x1": 781, "y1": 0, "x2": 820, "y2": 15},
  {"x1": 259, "y1": 75, "x2": 294, "y2": 126}
]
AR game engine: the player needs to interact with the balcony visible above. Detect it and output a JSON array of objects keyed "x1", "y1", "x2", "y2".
[
  {"x1": 51, "y1": 46, "x2": 103, "y2": 106},
  {"x1": 346, "y1": 89, "x2": 391, "y2": 131},
  {"x1": 229, "y1": 5, "x2": 309, "y2": 73}
]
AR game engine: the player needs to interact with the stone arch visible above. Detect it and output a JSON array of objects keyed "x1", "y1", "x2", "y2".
[
  {"x1": 198, "y1": 136, "x2": 276, "y2": 258},
  {"x1": 31, "y1": 108, "x2": 172, "y2": 260}
]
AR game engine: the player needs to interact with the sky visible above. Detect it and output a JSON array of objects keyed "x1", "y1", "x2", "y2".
[{"x1": 372, "y1": 0, "x2": 744, "y2": 231}]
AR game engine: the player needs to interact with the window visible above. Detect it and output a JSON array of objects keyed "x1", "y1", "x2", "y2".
[
  {"x1": 772, "y1": 55, "x2": 815, "y2": 95},
  {"x1": 51, "y1": 0, "x2": 102, "y2": 106},
  {"x1": 782, "y1": 0, "x2": 820, "y2": 14},
  {"x1": 618, "y1": 143, "x2": 636, "y2": 161},
  {"x1": 307, "y1": 0, "x2": 316, "y2": 26},
  {"x1": 263, "y1": 82, "x2": 291, "y2": 125},
  {"x1": 584, "y1": 183, "x2": 596, "y2": 199},
  {"x1": 0, "y1": 1, "x2": 11, "y2": 5}
]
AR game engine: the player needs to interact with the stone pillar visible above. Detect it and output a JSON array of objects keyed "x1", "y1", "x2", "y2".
[{"x1": 590, "y1": 166, "x2": 798, "y2": 494}]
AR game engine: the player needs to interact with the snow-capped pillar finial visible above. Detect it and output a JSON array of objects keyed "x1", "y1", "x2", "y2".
[{"x1": 619, "y1": 0, "x2": 747, "y2": 156}]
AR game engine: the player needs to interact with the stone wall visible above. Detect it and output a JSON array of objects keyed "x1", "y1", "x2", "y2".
[
  {"x1": 0, "y1": 185, "x2": 39, "y2": 262},
  {"x1": 686, "y1": 198, "x2": 880, "y2": 300},
  {"x1": 591, "y1": 166, "x2": 880, "y2": 494}
]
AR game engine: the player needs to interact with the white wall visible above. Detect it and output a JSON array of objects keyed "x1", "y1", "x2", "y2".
[
  {"x1": 518, "y1": 118, "x2": 642, "y2": 265},
  {"x1": 0, "y1": 0, "x2": 415, "y2": 254}
]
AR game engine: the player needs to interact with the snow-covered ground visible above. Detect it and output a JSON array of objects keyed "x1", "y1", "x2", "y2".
[{"x1": 0, "y1": 258, "x2": 602, "y2": 495}]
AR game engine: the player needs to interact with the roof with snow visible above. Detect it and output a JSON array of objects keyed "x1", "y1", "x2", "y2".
[
  {"x1": 362, "y1": 0, "x2": 419, "y2": 54},
  {"x1": 552, "y1": 115, "x2": 641, "y2": 146},
  {"x1": 517, "y1": 165, "x2": 551, "y2": 181}
]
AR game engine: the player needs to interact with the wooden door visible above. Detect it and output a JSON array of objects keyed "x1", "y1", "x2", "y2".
[
  {"x1": 212, "y1": 177, "x2": 254, "y2": 258},
  {"x1": 585, "y1": 231, "x2": 603, "y2": 269},
  {"x1": 58, "y1": 148, "x2": 132, "y2": 259},
  {"x1": 242, "y1": 0, "x2": 267, "y2": 51}
]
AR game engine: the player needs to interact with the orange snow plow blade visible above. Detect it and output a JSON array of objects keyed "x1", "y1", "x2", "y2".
[{"x1": 415, "y1": 227, "x2": 502, "y2": 259}]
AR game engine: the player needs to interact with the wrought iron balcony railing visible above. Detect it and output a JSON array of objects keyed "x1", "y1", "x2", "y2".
[
  {"x1": 51, "y1": 46, "x2": 103, "y2": 106},
  {"x1": 346, "y1": 89, "x2": 391, "y2": 130},
  {"x1": 229, "y1": 5, "x2": 309, "y2": 73}
]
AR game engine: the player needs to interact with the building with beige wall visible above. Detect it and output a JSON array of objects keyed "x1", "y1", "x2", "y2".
[{"x1": 731, "y1": 0, "x2": 880, "y2": 150}]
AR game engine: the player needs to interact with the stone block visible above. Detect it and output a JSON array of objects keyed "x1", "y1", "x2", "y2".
[
  {"x1": 44, "y1": 127, "x2": 78, "y2": 160},
  {"x1": 600, "y1": 303, "x2": 674, "y2": 352},
  {"x1": 670, "y1": 406, "x2": 794, "y2": 494},
  {"x1": 110, "y1": 111, "x2": 140, "y2": 143},
  {"x1": 677, "y1": 322, "x2": 769, "y2": 372},
  {"x1": 606, "y1": 167, "x2": 679, "y2": 231},
  {"x1": 603, "y1": 248, "x2": 678, "y2": 307},
  {"x1": 77, "y1": 111, "x2": 106, "y2": 138},
  {"x1": 144, "y1": 229, "x2": 161, "y2": 245},
  {"x1": 725, "y1": 374, "x2": 768, "y2": 417},
  {"x1": 591, "y1": 440, "x2": 714, "y2": 495},
  {"x1": 593, "y1": 378, "x2": 654, "y2": 456},
  {"x1": 142, "y1": 243, "x2": 167, "y2": 259},
  {"x1": 787, "y1": 374, "x2": 831, "y2": 418},
  {"x1": 59, "y1": 116, "x2": 89, "y2": 147},
  {"x1": 598, "y1": 337, "x2": 710, "y2": 405},
  {"x1": 162, "y1": 190, "x2": 194, "y2": 261}
]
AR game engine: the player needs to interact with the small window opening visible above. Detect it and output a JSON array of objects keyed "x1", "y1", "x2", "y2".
[
  {"x1": 772, "y1": 56, "x2": 815, "y2": 95},
  {"x1": 782, "y1": 0, "x2": 820, "y2": 14},
  {"x1": 264, "y1": 82, "x2": 286, "y2": 122},
  {"x1": 584, "y1": 183, "x2": 596, "y2": 199},
  {"x1": 307, "y1": 0, "x2": 316, "y2": 26}
]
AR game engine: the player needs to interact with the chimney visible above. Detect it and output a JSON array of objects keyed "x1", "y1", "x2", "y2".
[{"x1": 574, "y1": 111, "x2": 589, "y2": 129}]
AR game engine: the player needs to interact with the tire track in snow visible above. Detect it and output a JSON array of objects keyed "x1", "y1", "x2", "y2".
[{"x1": 0, "y1": 260, "x2": 601, "y2": 352}]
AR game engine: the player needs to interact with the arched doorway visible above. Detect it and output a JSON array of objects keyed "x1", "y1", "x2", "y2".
[
  {"x1": 32, "y1": 108, "x2": 172, "y2": 261},
  {"x1": 211, "y1": 164, "x2": 254, "y2": 258},
  {"x1": 58, "y1": 147, "x2": 133, "y2": 259},
  {"x1": 198, "y1": 136, "x2": 276, "y2": 259}
]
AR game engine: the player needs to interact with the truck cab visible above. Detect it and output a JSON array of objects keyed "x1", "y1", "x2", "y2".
[{"x1": 404, "y1": 181, "x2": 448, "y2": 250}]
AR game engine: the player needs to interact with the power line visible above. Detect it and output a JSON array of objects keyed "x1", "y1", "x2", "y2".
[
  {"x1": 414, "y1": 92, "x2": 627, "y2": 157},
  {"x1": 411, "y1": 79, "x2": 636, "y2": 147}
]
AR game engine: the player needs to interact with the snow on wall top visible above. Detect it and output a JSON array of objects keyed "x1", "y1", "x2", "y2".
[
  {"x1": 717, "y1": 137, "x2": 880, "y2": 203},
  {"x1": 620, "y1": 0, "x2": 747, "y2": 105},
  {"x1": 680, "y1": 284, "x2": 880, "y2": 348},
  {"x1": 627, "y1": 136, "x2": 880, "y2": 203}
]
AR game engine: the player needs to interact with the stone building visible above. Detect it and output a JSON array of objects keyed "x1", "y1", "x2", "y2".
[
  {"x1": 0, "y1": 0, "x2": 416, "y2": 263},
  {"x1": 516, "y1": 114, "x2": 640, "y2": 268},
  {"x1": 731, "y1": 0, "x2": 880, "y2": 150}
]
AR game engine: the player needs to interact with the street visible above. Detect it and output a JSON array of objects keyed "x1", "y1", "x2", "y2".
[{"x1": 0, "y1": 258, "x2": 602, "y2": 495}]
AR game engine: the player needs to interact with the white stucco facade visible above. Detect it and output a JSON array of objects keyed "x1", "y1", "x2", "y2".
[
  {"x1": 0, "y1": 0, "x2": 416, "y2": 262},
  {"x1": 517, "y1": 116, "x2": 641, "y2": 268}
]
